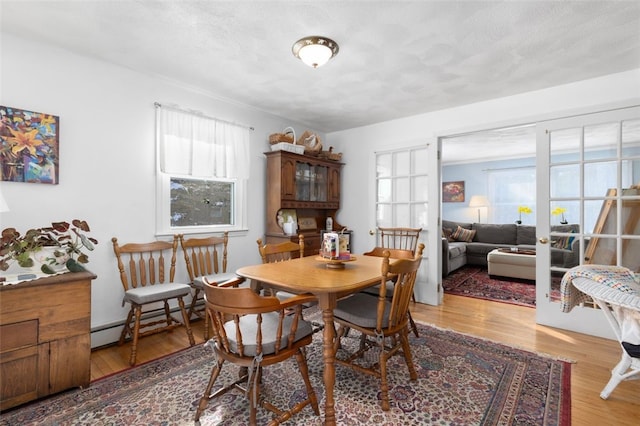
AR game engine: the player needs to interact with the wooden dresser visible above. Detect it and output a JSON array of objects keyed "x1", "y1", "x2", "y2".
[
  {"x1": 0, "y1": 271, "x2": 95, "y2": 410},
  {"x1": 264, "y1": 150, "x2": 345, "y2": 257}
]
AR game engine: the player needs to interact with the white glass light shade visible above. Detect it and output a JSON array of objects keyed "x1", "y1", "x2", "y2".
[{"x1": 292, "y1": 36, "x2": 339, "y2": 68}]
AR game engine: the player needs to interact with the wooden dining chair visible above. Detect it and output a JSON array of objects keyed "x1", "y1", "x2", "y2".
[
  {"x1": 178, "y1": 232, "x2": 237, "y2": 340},
  {"x1": 194, "y1": 276, "x2": 320, "y2": 425},
  {"x1": 378, "y1": 227, "x2": 422, "y2": 252},
  {"x1": 333, "y1": 243, "x2": 424, "y2": 411},
  {"x1": 112, "y1": 236, "x2": 195, "y2": 365},
  {"x1": 256, "y1": 235, "x2": 306, "y2": 300},
  {"x1": 362, "y1": 246, "x2": 421, "y2": 337},
  {"x1": 378, "y1": 226, "x2": 422, "y2": 304}
]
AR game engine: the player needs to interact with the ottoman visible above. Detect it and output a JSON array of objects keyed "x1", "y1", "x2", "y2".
[{"x1": 487, "y1": 249, "x2": 536, "y2": 281}]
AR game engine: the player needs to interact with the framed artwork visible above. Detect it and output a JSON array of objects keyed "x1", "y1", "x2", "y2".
[
  {"x1": 443, "y1": 181, "x2": 465, "y2": 202},
  {"x1": 0, "y1": 106, "x2": 59, "y2": 184}
]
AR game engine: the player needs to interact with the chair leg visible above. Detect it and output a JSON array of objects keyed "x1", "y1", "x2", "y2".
[
  {"x1": 203, "y1": 310, "x2": 210, "y2": 341},
  {"x1": 400, "y1": 329, "x2": 418, "y2": 381},
  {"x1": 379, "y1": 340, "x2": 390, "y2": 411},
  {"x1": 408, "y1": 311, "x2": 419, "y2": 338},
  {"x1": 129, "y1": 306, "x2": 143, "y2": 365},
  {"x1": 194, "y1": 357, "x2": 224, "y2": 422},
  {"x1": 178, "y1": 297, "x2": 196, "y2": 346},
  {"x1": 119, "y1": 307, "x2": 134, "y2": 345},
  {"x1": 295, "y1": 348, "x2": 320, "y2": 415},
  {"x1": 188, "y1": 287, "x2": 201, "y2": 318}
]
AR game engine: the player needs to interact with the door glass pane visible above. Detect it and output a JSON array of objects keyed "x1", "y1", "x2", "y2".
[
  {"x1": 412, "y1": 175, "x2": 428, "y2": 201},
  {"x1": 550, "y1": 128, "x2": 580, "y2": 163},
  {"x1": 550, "y1": 164, "x2": 580, "y2": 198},
  {"x1": 584, "y1": 122, "x2": 619, "y2": 161},
  {"x1": 393, "y1": 151, "x2": 410, "y2": 176},
  {"x1": 412, "y1": 203, "x2": 427, "y2": 228},
  {"x1": 394, "y1": 177, "x2": 410, "y2": 202},
  {"x1": 393, "y1": 204, "x2": 410, "y2": 225},
  {"x1": 377, "y1": 178, "x2": 391, "y2": 202},
  {"x1": 377, "y1": 204, "x2": 392, "y2": 227},
  {"x1": 584, "y1": 161, "x2": 618, "y2": 197},
  {"x1": 550, "y1": 200, "x2": 579, "y2": 226},
  {"x1": 377, "y1": 153, "x2": 392, "y2": 177},
  {"x1": 622, "y1": 238, "x2": 640, "y2": 271}
]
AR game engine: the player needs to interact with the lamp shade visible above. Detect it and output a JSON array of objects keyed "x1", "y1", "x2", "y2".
[
  {"x1": 469, "y1": 195, "x2": 489, "y2": 208},
  {"x1": 292, "y1": 36, "x2": 339, "y2": 68}
]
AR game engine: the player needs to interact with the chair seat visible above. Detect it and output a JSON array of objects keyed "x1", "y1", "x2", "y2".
[
  {"x1": 335, "y1": 293, "x2": 391, "y2": 329},
  {"x1": 124, "y1": 282, "x2": 191, "y2": 305},
  {"x1": 193, "y1": 272, "x2": 240, "y2": 289},
  {"x1": 361, "y1": 280, "x2": 395, "y2": 297},
  {"x1": 222, "y1": 312, "x2": 313, "y2": 356}
]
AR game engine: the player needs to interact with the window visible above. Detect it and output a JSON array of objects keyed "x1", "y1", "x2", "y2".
[
  {"x1": 488, "y1": 167, "x2": 536, "y2": 225},
  {"x1": 155, "y1": 105, "x2": 250, "y2": 235}
]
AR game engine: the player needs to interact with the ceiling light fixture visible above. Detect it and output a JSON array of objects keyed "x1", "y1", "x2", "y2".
[{"x1": 292, "y1": 36, "x2": 339, "y2": 68}]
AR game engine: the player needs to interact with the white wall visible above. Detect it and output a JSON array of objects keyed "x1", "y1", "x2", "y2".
[{"x1": 0, "y1": 34, "x2": 321, "y2": 347}]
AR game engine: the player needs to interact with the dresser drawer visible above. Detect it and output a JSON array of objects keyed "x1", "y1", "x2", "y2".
[{"x1": 0, "y1": 320, "x2": 38, "y2": 353}]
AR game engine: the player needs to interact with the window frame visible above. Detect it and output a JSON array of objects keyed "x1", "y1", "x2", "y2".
[{"x1": 155, "y1": 172, "x2": 247, "y2": 237}]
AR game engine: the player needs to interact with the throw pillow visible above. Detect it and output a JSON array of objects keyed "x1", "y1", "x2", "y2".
[
  {"x1": 442, "y1": 227, "x2": 453, "y2": 241},
  {"x1": 452, "y1": 225, "x2": 476, "y2": 243},
  {"x1": 553, "y1": 231, "x2": 575, "y2": 249}
]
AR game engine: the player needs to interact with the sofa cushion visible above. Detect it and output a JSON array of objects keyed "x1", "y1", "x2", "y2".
[
  {"x1": 472, "y1": 223, "x2": 517, "y2": 245},
  {"x1": 442, "y1": 227, "x2": 454, "y2": 241},
  {"x1": 442, "y1": 220, "x2": 472, "y2": 231},
  {"x1": 448, "y1": 241, "x2": 467, "y2": 258},
  {"x1": 516, "y1": 225, "x2": 537, "y2": 245},
  {"x1": 452, "y1": 225, "x2": 476, "y2": 243}
]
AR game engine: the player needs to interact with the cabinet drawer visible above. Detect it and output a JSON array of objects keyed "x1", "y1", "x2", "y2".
[
  {"x1": 303, "y1": 235, "x2": 321, "y2": 257},
  {"x1": 0, "y1": 320, "x2": 38, "y2": 352}
]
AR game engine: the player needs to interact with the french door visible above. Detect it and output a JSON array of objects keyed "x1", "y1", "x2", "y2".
[
  {"x1": 535, "y1": 105, "x2": 640, "y2": 338},
  {"x1": 373, "y1": 143, "x2": 441, "y2": 305}
]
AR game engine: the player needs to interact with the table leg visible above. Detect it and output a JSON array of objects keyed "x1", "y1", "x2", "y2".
[{"x1": 319, "y1": 295, "x2": 337, "y2": 426}]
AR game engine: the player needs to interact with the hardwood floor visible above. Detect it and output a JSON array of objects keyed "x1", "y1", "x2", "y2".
[{"x1": 91, "y1": 295, "x2": 640, "y2": 425}]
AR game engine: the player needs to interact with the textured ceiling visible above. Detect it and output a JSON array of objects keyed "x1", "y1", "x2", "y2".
[{"x1": 1, "y1": 1, "x2": 639, "y2": 134}]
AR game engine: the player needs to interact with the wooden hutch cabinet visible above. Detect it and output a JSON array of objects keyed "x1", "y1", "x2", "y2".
[
  {"x1": 265, "y1": 150, "x2": 345, "y2": 257},
  {"x1": 0, "y1": 271, "x2": 95, "y2": 410}
]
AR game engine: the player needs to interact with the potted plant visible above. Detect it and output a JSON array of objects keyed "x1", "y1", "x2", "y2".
[
  {"x1": 0, "y1": 220, "x2": 98, "y2": 274},
  {"x1": 516, "y1": 205, "x2": 532, "y2": 225}
]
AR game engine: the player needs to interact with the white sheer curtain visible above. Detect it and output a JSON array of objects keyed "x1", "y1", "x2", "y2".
[{"x1": 158, "y1": 106, "x2": 250, "y2": 179}]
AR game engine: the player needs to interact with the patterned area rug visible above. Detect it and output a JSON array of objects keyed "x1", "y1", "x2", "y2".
[
  {"x1": 443, "y1": 265, "x2": 562, "y2": 307},
  {"x1": 0, "y1": 314, "x2": 571, "y2": 426}
]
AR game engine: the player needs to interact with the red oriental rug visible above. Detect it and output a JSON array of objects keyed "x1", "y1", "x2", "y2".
[
  {"x1": 0, "y1": 313, "x2": 571, "y2": 425},
  {"x1": 443, "y1": 265, "x2": 562, "y2": 308}
]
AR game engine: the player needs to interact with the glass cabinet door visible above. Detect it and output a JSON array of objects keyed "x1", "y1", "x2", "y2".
[
  {"x1": 315, "y1": 166, "x2": 327, "y2": 202},
  {"x1": 296, "y1": 163, "x2": 310, "y2": 201}
]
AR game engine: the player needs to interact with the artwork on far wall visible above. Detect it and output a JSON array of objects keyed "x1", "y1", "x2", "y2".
[
  {"x1": 442, "y1": 180, "x2": 465, "y2": 202},
  {"x1": 0, "y1": 106, "x2": 59, "y2": 184}
]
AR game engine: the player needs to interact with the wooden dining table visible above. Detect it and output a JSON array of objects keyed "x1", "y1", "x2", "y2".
[{"x1": 236, "y1": 254, "x2": 385, "y2": 426}]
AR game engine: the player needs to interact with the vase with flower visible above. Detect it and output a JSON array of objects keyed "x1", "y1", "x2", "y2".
[
  {"x1": 516, "y1": 206, "x2": 532, "y2": 225},
  {"x1": 552, "y1": 207, "x2": 569, "y2": 224}
]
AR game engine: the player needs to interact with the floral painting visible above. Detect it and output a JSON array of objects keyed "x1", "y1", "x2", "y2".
[
  {"x1": 443, "y1": 181, "x2": 465, "y2": 202},
  {"x1": 0, "y1": 106, "x2": 59, "y2": 184}
]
